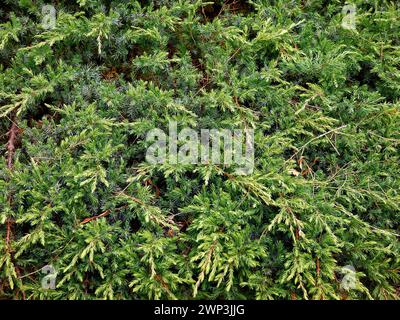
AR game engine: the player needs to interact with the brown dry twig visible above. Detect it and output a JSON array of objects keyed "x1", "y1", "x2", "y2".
[{"x1": 80, "y1": 205, "x2": 128, "y2": 225}]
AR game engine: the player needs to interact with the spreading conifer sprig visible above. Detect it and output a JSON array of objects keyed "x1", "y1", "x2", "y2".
[{"x1": 0, "y1": 0, "x2": 399, "y2": 300}]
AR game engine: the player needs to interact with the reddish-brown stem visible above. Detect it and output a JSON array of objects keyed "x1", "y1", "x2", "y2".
[
  {"x1": 5, "y1": 120, "x2": 19, "y2": 250},
  {"x1": 4, "y1": 118, "x2": 25, "y2": 299},
  {"x1": 6, "y1": 122, "x2": 18, "y2": 169},
  {"x1": 5, "y1": 218, "x2": 12, "y2": 248},
  {"x1": 80, "y1": 205, "x2": 128, "y2": 225}
]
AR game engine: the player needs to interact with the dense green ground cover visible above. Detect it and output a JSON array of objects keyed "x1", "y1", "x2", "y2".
[{"x1": 0, "y1": 0, "x2": 399, "y2": 299}]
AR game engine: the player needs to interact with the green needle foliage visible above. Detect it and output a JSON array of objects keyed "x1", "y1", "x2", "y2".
[{"x1": 0, "y1": 0, "x2": 399, "y2": 300}]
